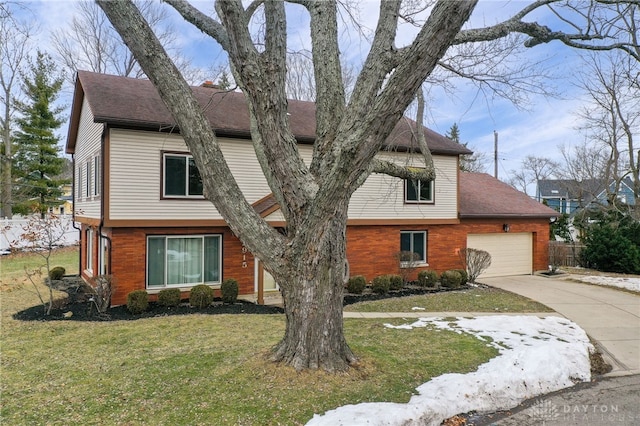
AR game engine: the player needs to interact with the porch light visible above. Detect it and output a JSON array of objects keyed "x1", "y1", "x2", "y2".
[{"x1": 503, "y1": 223, "x2": 510, "y2": 232}]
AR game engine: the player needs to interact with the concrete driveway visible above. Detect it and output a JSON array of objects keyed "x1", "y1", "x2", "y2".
[{"x1": 482, "y1": 275, "x2": 640, "y2": 376}]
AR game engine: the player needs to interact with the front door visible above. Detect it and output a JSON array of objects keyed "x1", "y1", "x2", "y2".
[{"x1": 255, "y1": 259, "x2": 279, "y2": 304}]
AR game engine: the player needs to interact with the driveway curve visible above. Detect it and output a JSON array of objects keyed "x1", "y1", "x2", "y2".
[{"x1": 482, "y1": 275, "x2": 640, "y2": 376}]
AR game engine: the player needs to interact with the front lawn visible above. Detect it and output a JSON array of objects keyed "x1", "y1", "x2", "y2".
[
  {"x1": 344, "y1": 287, "x2": 553, "y2": 313},
  {"x1": 1, "y1": 249, "x2": 499, "y2": 425}
]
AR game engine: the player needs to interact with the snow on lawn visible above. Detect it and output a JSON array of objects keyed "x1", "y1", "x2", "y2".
[
  {"x1": 572, "y1": 275, "x2": 640, "y2": 292},
  {"x1": 307, "y1": 315, "x2": 592, "y2": 426}
]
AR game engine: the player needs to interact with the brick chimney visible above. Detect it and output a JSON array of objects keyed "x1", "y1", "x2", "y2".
[{"x1": 201, "y1": 81, "x2": 219, "y2": 88}]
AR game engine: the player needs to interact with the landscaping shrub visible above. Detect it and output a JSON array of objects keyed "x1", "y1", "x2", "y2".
[
  {"x1": 49, "y1": 266, "x2": 66, "y2": 281},
  {"x1": 221, "y1": 278, "x2": 239, "y2": 304},
  {"x1": 440, "y1": 270, "x2": 463, "y2": 289},
  {"x1": 388, "y1": 274, "x2": 403, "y2": 290},
  {"x1": 455, "y1": 269, "x2": 469, "y2": 286},
  {"x1": 157, "y1": 288, "x2": 181, "y2": 307},
  {"x1": 417, "y1": 270, "x2": 438, "y2": 287},
  {"x1": 189, "y1": 284, "x2": 214, "y2": 308},
  {"x1": 371, "y1": 275, "x2": 390, "y2": 294},
  {"x1": 460, "y1": 248, "x2": 491, "y2": 283},
  {"x1": 88, "y1": 275, "x2": 114, "y2": 314},
  {"x1": 126, "y1": 290, "x2": 149, "y2": 314},
  {"x1": 581, "y1": 224, "x2": 640, "y2": 274},
  {"x1": 346, "y1": 275, "x2": 366, "y2": 294}
]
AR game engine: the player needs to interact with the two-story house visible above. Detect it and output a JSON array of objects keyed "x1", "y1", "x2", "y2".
[
  {"x1": 537, "y1": 178, "x2": 637, "y2": 215},
  {"x1": 66, "y1": 71, "x2": 557, "y2": 306}
]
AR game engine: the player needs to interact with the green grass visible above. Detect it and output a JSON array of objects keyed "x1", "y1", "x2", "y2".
[
  {"x1": 0, "y1": 246, "x2": 79, "y2": 286},
  {"x1": 1, "y1": 249, "x2": 500, "y2": 425},
  {"x1": 344, "y1": 287, "x2": 553, "y2": 313}
]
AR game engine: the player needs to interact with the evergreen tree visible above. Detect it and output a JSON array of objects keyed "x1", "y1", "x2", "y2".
[
  {"x1": 12, "y1": 51, "x2": 67, "y2": 217},
  {"x1": 217, "y1": 71, "x2": 232, "y2": 90},
  {"x1": 446, "y1": 123, "x2": 486, "y2": 173}
]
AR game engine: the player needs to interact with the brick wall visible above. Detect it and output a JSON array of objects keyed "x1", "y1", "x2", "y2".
[
  {"x1": 98, "y1": 218, "x2": 550, "y2": 305},
  {"x1": 346, "y1": 218, "x2": 551, "y2": 282},
  {"x1": 108, "y1": 227, "x2": 254, "y2": 306}
]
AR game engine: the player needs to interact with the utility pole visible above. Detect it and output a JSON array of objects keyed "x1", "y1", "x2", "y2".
[{"x1": 494, "y1": 131, "x2": 498, "y2": 179}]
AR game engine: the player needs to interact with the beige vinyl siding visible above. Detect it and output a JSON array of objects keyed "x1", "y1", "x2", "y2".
[
  {"x1": 349, "y1": 154, "x2": 458, "y2": 219},
  {"x1": 109, "y1": 129, "x2": 274, "y2": 220},
  {"x1": 74, "y1": 98, "x2": 102, "y2": 218},
  {"x1": 108, "y1": 129, "x2": 458, "y2": 221}
]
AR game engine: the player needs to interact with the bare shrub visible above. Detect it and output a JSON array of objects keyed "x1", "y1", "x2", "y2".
[
  {"x1": 460, "y1": 248, "x2": 492, "y2": 283},
  {"x1": 396, "y1": 250, "x2": 420, "y2": 284},
  {"x1": 88, "y1": 275, "x2": 114, "y2": 315},
  {"x1": 10, "y1": 212, "x2": 74, "y2": 315},
  {"x1": 548, "y1": 241, "x2": 569, "y2": 274}
]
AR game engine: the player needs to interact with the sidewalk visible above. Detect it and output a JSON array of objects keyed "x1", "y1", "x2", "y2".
[{"x1": 482, "y1": 275, "x2": 640, "y2": 376}]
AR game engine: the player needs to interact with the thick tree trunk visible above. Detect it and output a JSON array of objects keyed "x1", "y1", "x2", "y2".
[{"x1": 271, "y1": 216, "x2": 356, "y2": 372}]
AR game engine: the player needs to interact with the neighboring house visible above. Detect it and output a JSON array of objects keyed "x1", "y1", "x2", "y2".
[
  {"x1": 66, "y1": 71, "x2": 558, "y2": 306},
  {"x1": 537, "y1": 178, "x2": 636, "y2": 215}
]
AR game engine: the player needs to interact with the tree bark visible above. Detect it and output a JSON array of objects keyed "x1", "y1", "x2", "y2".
[{"x1": 272, "y1": 215, "x2": 356, "y2": 371}]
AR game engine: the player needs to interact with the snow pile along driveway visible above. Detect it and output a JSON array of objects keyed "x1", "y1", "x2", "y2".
[{"x1": 307, "y1": 315, "x2": 593, "y2": 426}]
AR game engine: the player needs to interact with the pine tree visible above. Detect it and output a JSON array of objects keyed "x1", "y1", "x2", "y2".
[
  {"x1": 12, "y1": 51, "x2": 67, "y2": 217},
  {"x1": 446, "y1": 123, "x2": 485, "y2": 173}
]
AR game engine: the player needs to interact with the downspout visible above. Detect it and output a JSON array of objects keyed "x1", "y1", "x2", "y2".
[
  {"x1": 97, "y1": 125, "x2": 112, "y2": 276},
  {"x1": 71, "y1": 153, "x2": 82, "y2": 276}
]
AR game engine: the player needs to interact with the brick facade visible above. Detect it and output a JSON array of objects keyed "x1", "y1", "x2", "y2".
[
  {"x1": 346, "y1": 218, "x2": 550, "y2": 282},
  {"x1": 80, "y1": 218, "x2": 551, "y2": 306}
]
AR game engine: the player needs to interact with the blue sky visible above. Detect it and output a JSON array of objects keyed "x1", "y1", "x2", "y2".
[{"x1": 15, "y1": 0, "x2": 600, "y2": 189}]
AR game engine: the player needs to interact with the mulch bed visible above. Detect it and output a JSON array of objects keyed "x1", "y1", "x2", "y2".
[{"x1": 13, "y1": 277, "x2": 468, "y2": 322}]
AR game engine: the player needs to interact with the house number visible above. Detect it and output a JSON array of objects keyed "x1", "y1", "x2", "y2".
[{"x1": 241, "y1": 245, "x2": 247, "y2": 268}]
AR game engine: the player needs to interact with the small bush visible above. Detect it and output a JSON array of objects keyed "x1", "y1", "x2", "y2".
[
  {"x1": 440, "y1": 270, "x2": 463, "y2": 289},
  {"x1": 455, "y1": 269, "x2": 468, "y2": 286},
  {"x1": 388, "y1": 274, "x2": 403, "y2": 290},
  {"x1": 417, "y1": 270, "x2": 438, "y2": 287},
  {"x1": 346, "y1": 275, "x2": 366, "y2": 294},
  {"x1": 221, "y1": 278, "x2": 239, "y2": 304},
  {"x1": 190, "y1": 284, "x2": 214, "y2": 308},
  {"x1": 371, "y1": 275, "x2": 390, "y2": 294},
  {"x1": 158, "y1": 288, "x2": 181, "y2": 307},
  {"x1": 49, "y1": 266, "x2": 66, "y2": 280},
  {"x1": 126, "y1": 290, "x2": 149, "y2": 314}
]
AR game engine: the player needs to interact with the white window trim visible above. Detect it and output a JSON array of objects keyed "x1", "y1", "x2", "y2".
[
  {"x1": 146, "y1": 234, "x2": 223, "y2": 289},
  {"x1": 162, "y1": 152, "x2": 204, "y2": 199},
  {"x1": 93, "y1": 155, "x2": 100, "y2": 197},
  {"x1": 400, "y1": 230, "x2": 428, "y2": 267},
  {"x1": 85, "y1": 160, "x2": 92, "y2": 200},
  {"x1": 86, "y1": 228, "x2": 94, "y2": 275},
  {"x1": 405, "y1": 179, "x2": 435, "y2": 203}
]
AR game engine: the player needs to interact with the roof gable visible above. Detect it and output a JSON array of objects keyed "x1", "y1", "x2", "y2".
[{"x1": 66, "y1": 71, "x2": 472, "y2": 156}]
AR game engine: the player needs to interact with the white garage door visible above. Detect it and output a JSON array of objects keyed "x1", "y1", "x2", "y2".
[{"x1": 467, "y1": 233, "x2": 533, "y2": 278}]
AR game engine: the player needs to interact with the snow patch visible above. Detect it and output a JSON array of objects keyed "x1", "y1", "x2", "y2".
[{"x1": 306, "y1": 315, "x2": 592, "y2": 426}]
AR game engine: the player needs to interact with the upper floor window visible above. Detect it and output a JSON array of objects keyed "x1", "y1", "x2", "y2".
[
  {"x1": 405, "y1": 179, "x2": 434, "y2": 203},
  {"x1": 163, "y1": 153, "x2": 203, "y2": 198},
  {"x1": 93, "y1": 155, "x2": 100, "y2": 197}
]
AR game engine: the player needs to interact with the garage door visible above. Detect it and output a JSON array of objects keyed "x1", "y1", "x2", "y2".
[{"x1": 466, "y1": 233, "x2": 533, "y2": 278}]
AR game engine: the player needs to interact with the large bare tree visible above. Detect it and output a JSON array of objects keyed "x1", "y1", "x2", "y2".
[
  {"x1": 509, "y1": 155, "x2": 560, "y2": 195},
  {"x1": 96, "y1": 0, "x2": 640, "y2": 371},
  {"x1": 51, "y1": 0, "x2": 211, "y2": 85},
  {"x1": 575, "y1": 51, "x2": 639, "y2": 209}
]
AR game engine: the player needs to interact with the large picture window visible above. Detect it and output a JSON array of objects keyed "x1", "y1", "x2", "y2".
[
  {"x1": 405, "y1": 179, "x2": 434, "y2": 203},
  {"x1": 147, "y1": 235, "x2": 221, "y2": 288},
  {"x1": 163, "y1": 153, "x2": 203, "y2": 197},
  {"x1": 400, "y1": 230, "x2": 427, "y2": 264}
]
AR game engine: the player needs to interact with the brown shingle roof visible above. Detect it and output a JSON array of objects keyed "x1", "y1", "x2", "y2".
[
  {"x1": 66, "y1": 71, "x2": 472, "y2": 156},
  {"x1": 459, "y1": 172, "x2": 559, "y2": 218}
]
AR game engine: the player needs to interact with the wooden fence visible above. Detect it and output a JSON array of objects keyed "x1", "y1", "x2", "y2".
[{"x1": 549, "y1": 241, "x2": 585, "y2": 268}]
